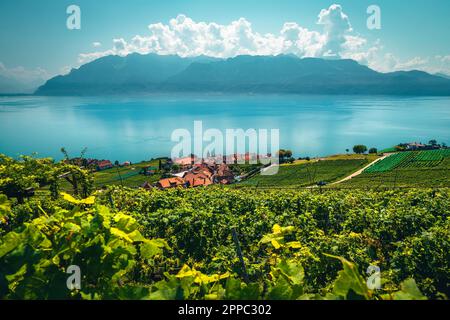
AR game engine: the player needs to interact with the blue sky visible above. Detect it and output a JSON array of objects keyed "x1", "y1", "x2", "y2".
[{"x1": 1, "y1": 0, "x2": 449, "y2": 89}]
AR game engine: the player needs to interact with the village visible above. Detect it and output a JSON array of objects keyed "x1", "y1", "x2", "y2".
[
  {"x1": 146, "y1": 153, "x2": 268, "y2": 190},
  {"x1": 63, "y1": 152, "x2": 269, "y2": 191},
  {"x1": 61, "y1": 139, "x2": 448, "y2": 191}
]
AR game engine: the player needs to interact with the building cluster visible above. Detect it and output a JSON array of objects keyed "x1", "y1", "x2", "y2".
[
  {"x1": 399, "y1": 141, "x2": 445, "y2": 151},
  {"x1": 64, "y1": 158, "x2": 133, "y2": 171},
  {"x1": 140, "y1": 153, "x2": 270, "y2": 190},
  {"x1": 67, "y1": 152, "x2": 269, "y2": 191},
  {"x1": 149, "y1": 161, "x2": 235, "y2": 190}
]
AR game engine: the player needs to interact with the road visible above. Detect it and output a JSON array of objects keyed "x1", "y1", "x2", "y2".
[{"x1": 329, "y1": 154, "x2": 390, "y2": 185}]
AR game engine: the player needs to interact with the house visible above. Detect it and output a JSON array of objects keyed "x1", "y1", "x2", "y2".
[
  {"x1": 140, "y1": 166, "x2": 158, "y2": 176},
  {"x1": 192, "y1": 177, "x2": 213, "y2": 187},
  {"x1": 155, "y1": 159, "x2": 238, "y2": 189},
  {"x1": 405, "y1": 142, "x2": 426, "y2": 151},
  {"x1": 97, "y1": 160, "x2": 113, "y2": 171},
  {"x1": 122, "y1": 161, "x2": 131, "y2": 166},
  {"x1": 177, "y1": 163, "x2": 215, "y2": 188},
  {"x1": 183, "y1": 171, "x2": 213, "y2": 187},
  {"x1": 157, "y1": 177, "x2": 186, "y2": 189},
  {"x1": 214, "y1": 163, "x2": 234, "y2": 184},
  {"x1": 172, "y1": 171, "x2": 188, "y2": 178},
  {"x1": 193, "y1": 162, "x2": 215, "y2": 173}
]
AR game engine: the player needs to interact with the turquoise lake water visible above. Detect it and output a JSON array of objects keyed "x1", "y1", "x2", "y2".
[{"x1": 0, "y1": 94, "x2": 449, "y2": 162}]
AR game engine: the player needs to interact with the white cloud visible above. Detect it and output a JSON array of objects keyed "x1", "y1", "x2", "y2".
[
  {"x1": 74, "y1": 4, "x2": 449, "y2": 76},
  {"x1": 435, "y1": 55, "x2": 450, "y2": 62},
  {"x1": 78, "y1": 5, "x2": 367, "y2": 64},
  {"x1": 395, "y1": 56, "x2": 429, "y2": 71},
  {"x1": 0, "y1": 62, "x2": 50, "y2": 92},
  {"x1": 370, "y1": 54, "x2": 450, "y2": 76},
  {"x1": 92, "y1": 42, "x2": 102, "y2": 48},
  {"x1": 317, "y1": 4, "x2": 353, "y2": 57},
  {"x1": 0, "y1": 62, "x2": 49, "y2": 82},
  {"x1": 59, "y1": 65, "x2": 73, "y2": 75}
]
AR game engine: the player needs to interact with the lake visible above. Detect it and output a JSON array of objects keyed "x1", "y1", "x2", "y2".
[{"x1": 1, "y1": 94, "x2": 449, "y2": 162}]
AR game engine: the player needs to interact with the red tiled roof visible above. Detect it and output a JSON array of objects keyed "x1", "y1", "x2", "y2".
[
  {"x1": 184, "y1": 171, "x2": 213, "y2": 187},
  {"x1": 158, "y1": 177, "x2": 185, "y2": 189},
  {"x1": 192, "y1": 177, "x2": 213, "y2": 187},
  {"x1": 98, "y1": 160, "x2": 113, "y2": 169}
]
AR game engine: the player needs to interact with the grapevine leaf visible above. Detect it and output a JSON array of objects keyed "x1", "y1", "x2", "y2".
[
  {"x1": 325, "y1": 254, "x2": 370, "y2": 300},
  {"x1": 393, "y1": 279, "x2": 427, "y2": 300},
  {"x1": 61, "y1": 192, "x2": 95, "y2": 205},
  {"x1": 277, "y1": 259, "x2": 305, "y2": 285},
  {"x1": 140, "y1": 239, "x2": 165, "y2": 259},
  {"x1": 0, "y1": 231, "x2": 24, "y2": 258}
]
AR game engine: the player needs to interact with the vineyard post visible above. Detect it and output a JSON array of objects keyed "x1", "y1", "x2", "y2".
[
  {"x1": 116, "y1": 167, "x2": 124, "y2": 187},
  {"x1": 231, "y1": 227, "x2": 250, "y2": 283}
]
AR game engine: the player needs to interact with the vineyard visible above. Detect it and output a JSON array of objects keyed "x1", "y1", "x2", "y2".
[
  {"x1": 343, "y1": 150, "x2": 450, "y2": 188},
  {"x1": 0, "y1": 154, "x2": 449, "y2": 300},
  {"x1": 1, "y1": 185, "x2": 449, "y2": 300},
  {"x1": 240, "y1": 159, "x2": 368, "y2": 187},
  {"x1": 365, "y1": 150, "x2": 450, "y2": 173},
  {"x1": 401, "y1": 149, "x2": 450, "y2": 168},
  {"x1": 338, "y1": 167, "x2": 450, "y2": 188},
  {"x1": 364, "y1": 152, "x2": 414, "y2": 173}
]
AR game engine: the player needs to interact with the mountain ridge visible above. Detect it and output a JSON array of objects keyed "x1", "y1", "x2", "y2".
[{"x1": 35, "y1": 53, "x2": 450, "y2": 96}]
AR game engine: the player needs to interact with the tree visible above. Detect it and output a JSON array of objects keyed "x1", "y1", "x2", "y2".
[
  {"x1": 345, "y1": 149, "x2": 350, "y2": 154},
  {"x1": 114, "y1": 160, "x2": 119, "y2": 166},
  {"x1": 368, "y1": 147, "x2": 378, "y2": 154},
  {"x1": 353, "y1": 145, "x2": 368, "y2": 154},
  {"x1": 428, "y1": 139, "x2": 437, "y2": 146},
  {"x1": 278, "y1": 149, "x2": 293, "y2": 164}
]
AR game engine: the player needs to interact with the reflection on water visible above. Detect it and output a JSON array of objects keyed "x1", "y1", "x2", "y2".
[{"x1": 0, "y1": 94, "x2": 449, "y2": 162}]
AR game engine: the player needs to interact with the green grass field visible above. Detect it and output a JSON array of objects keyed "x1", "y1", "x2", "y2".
[{"x1": 239, "y1": 158, "x2": 369, "y2": 188}]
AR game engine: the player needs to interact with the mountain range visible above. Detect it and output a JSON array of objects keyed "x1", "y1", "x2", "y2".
[{"x1": 35, "y1": 53, "x2": 450, "y2": 96}]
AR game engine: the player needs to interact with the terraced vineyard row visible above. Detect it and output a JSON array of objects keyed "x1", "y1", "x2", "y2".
[
  {"x1": 240, "y1": 159, "x2": 368, "y2": 187},
  {"x1": 365, "y1": 149, "x2": 450, "y2": 172},
  {"x1": 364, "y1": 152, "x2": 414, "y2": 173},
  {"x1": 401, "y1": 149, "x2": 450, "y2": 168},
  {"x1": 338, "y1": 168, "x2": 450, "y2": 188}
]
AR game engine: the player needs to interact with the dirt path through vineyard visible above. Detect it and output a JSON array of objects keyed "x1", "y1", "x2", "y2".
[{"x1": 329, "y1": 154, "x2": 391, "y2": 185}]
